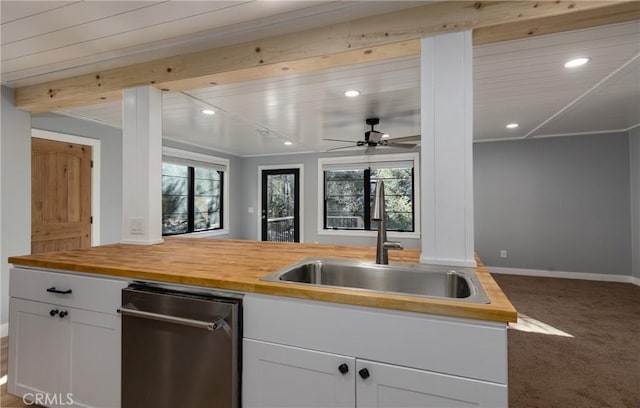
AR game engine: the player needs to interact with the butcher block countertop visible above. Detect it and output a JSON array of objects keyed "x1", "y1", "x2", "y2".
[{"x1": 9, "y1": 238, "x2": 517, "y2": 323}]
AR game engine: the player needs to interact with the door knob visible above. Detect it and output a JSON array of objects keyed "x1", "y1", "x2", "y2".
[
  {"x1": 49, "y1": 309, "x2": 59, "y2": 317},
  {"x1": 338, "y1": 363, "x2": 349, "y2": 374},
  {"x1": 358, "y1": 368, "x2": 370, "y2": 379},
  {"x1": 58, "y1": 311, "x2": 68, "y2": 318}
]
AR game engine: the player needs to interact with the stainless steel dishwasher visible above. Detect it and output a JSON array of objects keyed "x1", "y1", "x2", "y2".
[{"x1": 119, "y1": 282, "x2": 242, "y2": 408}]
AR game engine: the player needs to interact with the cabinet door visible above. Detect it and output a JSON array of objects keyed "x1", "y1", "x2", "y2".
[
  {"x1": 243, "y1": 339, "x2": 355, "y2": 408},
  {"x1": 356, "y1": 360, "x2": 507, "y2": 408},
  {"x1": 8, "y1": 298, "x2": 65, "y2": 405},
  {"x1": 60, "y1": 308, "x2": 121, "y2": 408}
]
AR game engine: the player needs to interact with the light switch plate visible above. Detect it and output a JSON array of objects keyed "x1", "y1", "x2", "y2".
[{"x1": 130, "y1": 217, "x2": 145, "y2": 235}]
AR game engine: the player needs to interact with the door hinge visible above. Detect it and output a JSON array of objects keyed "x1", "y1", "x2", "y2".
[
  {"x1": 90, "y1": 216, "x2": 93, "y2": 224},
  {"x1": 91, "y1": 160, "x2": 94, "y2": 168}
]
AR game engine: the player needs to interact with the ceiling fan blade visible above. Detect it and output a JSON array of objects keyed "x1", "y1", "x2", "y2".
[
  {"x1": 389, "y1": 135, "x2": 420, "y2": 143},
  {"x1": 386, "y1": 142, "x2": 417, "y2": 149},
  {"x1": 365, "y1": 146, "x2": 376, "y2": 154},
  {"x1": 326, "y1": 145, "x2": 358, "y2": 152},
  {"x1": 323, "y1": 138, "x2": 356, "y2": 143}
]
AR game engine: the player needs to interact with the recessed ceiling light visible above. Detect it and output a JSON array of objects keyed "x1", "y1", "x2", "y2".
[
  {"x1": 564, "y1": 57, "x2": 589, "y2": 68},
  {"x1": 344, "y1": 90, "x2": 360, "y2": 97},
  {"x1": 284, "y1": 141, "x2": 293, "y2": 146},
  {"x1": 202, "y1": 109, "x2": 215, "y2": 115},
  {"x1": 506, "y1": 123, "x2": 519, "y2": 129},
  {"x1": 381, "y1": 134, "x2": 390, "y2": 139}
]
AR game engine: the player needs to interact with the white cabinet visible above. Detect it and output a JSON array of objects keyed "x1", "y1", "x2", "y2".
[
  {"x1": 63, "y1": 307, "x2": 121, "y2": 408},
  {"x1": 8, "y1": 299, "x2": 64, "y2": 402},
  {"x1": 244, "y1": 339, "x2": 506, "y2": 408},
  {"x1": 8, "y1": 267, "x2": 127, "y2": 408},
  {"x1": 244, "y1": 339, "x2": 354, "y2": 408},
  {"x1": 243, "y1": 294, "x2": 508, "y2": 408},
  {"x1": 356, "y1": 360, "x2": 506, "y2": 408}
]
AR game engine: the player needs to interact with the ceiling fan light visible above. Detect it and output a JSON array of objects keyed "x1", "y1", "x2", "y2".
[
  {"x1": 344, "y1": 90, "x2": 360, "y2": 97},
  {"x1": 381, "y1": 134, "x2": 390, "y2": 139},
  {"x1": 564, "y1": 57, "x2": 589, "y2": 68}
]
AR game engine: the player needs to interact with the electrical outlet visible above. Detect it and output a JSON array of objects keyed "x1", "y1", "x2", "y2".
[{"x1": 500, "y1": 250, "x2": 507, "y2": 259}]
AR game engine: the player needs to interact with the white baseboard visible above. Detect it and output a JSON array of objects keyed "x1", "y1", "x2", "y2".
[
  {"x1": 1, "y1": 323, "x2": 7, "y2": 337},
  {"x1": 488, "y1": 266, "x2": 640, "y2": 287}
]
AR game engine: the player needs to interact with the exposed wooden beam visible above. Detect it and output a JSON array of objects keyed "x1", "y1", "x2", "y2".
[
  {"x1": 15, "y1": 1, "x2": 638, "y2": 113},
  {"x1": 474, "y1": 1, "x2": 640, "y2": 45}
]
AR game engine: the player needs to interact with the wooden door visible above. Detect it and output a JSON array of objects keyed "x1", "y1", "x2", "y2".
[{"x1": 31, "y1": 138, "x2": 92, "y2": 254}]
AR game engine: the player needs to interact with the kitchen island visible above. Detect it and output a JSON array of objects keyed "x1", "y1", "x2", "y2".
[
  {"x1": 9, "y1": 238, "x2": 516, "y2": 323},
  {"x1": 8, "y1": 238, "x2": 516, "y2": 407}
]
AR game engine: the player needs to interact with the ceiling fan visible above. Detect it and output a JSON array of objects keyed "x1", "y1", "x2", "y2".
[{"x1": 324, "y1": 118, "x2": 419, "y2": 154}]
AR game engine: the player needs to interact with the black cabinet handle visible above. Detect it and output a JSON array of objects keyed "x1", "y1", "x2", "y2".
[
  {"x1": 358, "y1": 368, "x2": 370, "y2": 379},
  {"x1": 338, "y1": 363, "x2": 349, "y2": 374},
  {"x1": 47, "y1": 287, "x2": 72, "y2": 294},
  {"x1": 59, "y1": 311, "x2": 68, "y2": 318},
  {"x1": 49, "y1": 309, "x2": 59, "y2": 317}
]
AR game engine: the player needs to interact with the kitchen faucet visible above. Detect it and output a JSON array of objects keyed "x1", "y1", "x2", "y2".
[{"x1": 372, "y1": 179, "x2": 403, "y2": 264}]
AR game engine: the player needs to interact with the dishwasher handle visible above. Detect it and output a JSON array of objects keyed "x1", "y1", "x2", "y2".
[{"x1": 118, "y1": 305, "x2": 226, "y2": 331}]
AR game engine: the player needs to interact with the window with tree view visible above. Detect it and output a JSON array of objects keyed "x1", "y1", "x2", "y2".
[
  {"x1": 162, "y1": 162, "x2": 223, "y2": 235},
  {"x1": 324, "y1": 164, "x2": 414, "y2": 232}
]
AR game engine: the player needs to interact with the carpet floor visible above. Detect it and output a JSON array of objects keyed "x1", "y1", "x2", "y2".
[{"x1": 493, "y1": 274, "x2": 640, "y2": 408}]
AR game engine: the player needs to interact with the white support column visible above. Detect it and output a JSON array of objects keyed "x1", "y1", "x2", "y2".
[
  {"x1": 121, "y1": 86, "x2": 164, "y2": 244},
  {"x1": 420, "y1": 31, "x2": 476, "y2": 267}
]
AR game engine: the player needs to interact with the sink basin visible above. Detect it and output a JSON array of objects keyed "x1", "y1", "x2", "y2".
[{"x1": 261, "y1": 258, "x2": 489, "y2": 303}]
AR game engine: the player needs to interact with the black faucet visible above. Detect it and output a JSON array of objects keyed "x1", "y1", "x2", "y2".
[{"x1": 371, "y1": 179, "x2": 403, "y2": 264}]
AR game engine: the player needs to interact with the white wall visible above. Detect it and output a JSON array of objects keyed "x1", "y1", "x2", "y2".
[
  {"x1": 630, "y1": 127, "x2": 640, "y2": 280},
  {"x1": 1, "y1": 86, "x2": 32, "y2": 330}
]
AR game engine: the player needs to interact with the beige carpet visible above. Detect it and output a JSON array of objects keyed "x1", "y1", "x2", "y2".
[{"x1": 493, "y1": 274, "x2": 640, "y2": 408}]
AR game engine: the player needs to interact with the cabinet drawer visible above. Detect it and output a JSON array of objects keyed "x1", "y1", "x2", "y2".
[{"x1": 10, "y1": 267, "x2": 127, "y2": 314}]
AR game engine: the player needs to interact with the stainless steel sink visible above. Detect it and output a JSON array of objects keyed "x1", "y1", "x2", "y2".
[{"x1": 261, "y1": 258, "x2": 489, "y2": 303}]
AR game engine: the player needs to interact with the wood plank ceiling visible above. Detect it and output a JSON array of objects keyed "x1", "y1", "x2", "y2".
[{"x1": 1, "y1": 1, "x2": 639, "y2": 156}]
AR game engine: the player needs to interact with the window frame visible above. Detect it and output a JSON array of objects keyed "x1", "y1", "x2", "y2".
[
  {"x1": 318, "y1": 153, "x2": 420, "y2": 239},
  {"x1": 162, "y1": 147, "x2": 230, "y2": 237}
]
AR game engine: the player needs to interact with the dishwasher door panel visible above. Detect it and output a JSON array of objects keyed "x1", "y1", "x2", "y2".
[{"x1": 121, "y1": 285, "x2": 240, "y2": 408}]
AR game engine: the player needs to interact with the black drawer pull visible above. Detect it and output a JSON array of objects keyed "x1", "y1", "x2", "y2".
[{"x1": 47, "y1": 287, "x2": 72, "y2": 295}]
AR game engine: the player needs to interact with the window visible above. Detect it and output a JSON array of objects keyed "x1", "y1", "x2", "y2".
[
  {"x1": 162, "y1": 148, "x2": 229, "y2": 236},
  {"x1": 320, "y1": 153, "x2": 419, "y2": 235}
]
